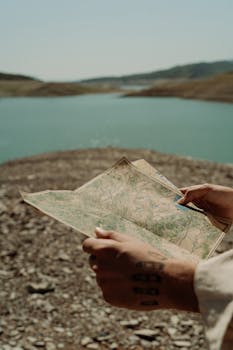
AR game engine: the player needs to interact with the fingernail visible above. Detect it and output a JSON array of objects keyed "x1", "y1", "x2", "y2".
[{"x1": 95, "y1": 227, "x2": 107, "y2": 234}]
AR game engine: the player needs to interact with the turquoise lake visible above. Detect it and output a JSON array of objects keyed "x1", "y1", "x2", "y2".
[{"x1": 0, "y1": 94, "x2": 232, "y2": 164}]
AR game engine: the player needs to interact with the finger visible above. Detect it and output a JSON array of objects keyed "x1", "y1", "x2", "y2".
[
  {"x1": 178, "y1": 184, "x2": 211, "y2": 205},
  {"x1": 95, "y1": 227, "x2": 129, "y2": 242},
  {"x1": 82, "y1": 237, "x2": 118, "y2": 255},
  {"x1": 88, "y1": 255, "x2": 98, "y2": 271},
  {"x1": 179, "y1": 187, "x2": 188, "y2": 194}
]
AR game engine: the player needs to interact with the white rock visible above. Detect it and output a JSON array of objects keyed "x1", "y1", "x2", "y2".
[
  {"x1": 81, "y1": 337, "x2": 93, "y2": 346},
  {"x1": 134, "y1": 329, "x2": 159, "y2": 340},
  {"x1": 173, "y1": 340, "x2": 191, "y2": 347},
  {"x1": 86, "y1": 343, "x2": 99, "y2": 350}
]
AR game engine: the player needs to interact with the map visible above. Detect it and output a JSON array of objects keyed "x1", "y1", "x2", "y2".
[{"x1": 21, "y1": 157, "x2": 231, "y2": 262}]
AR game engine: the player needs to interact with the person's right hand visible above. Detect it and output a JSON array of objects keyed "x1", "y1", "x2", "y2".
[{"x1": 178, "y1": 184, "x2": 233, "y2": 221}]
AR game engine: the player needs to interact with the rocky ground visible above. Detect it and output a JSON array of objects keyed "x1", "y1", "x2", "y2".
[{"x1": 1, "y1": 147, "x2": 233, "y2": 350}]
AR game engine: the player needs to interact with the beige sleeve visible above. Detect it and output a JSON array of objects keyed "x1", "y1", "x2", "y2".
[{"x1": 194, "y1": 249, "x2": 233, "y2": 350}]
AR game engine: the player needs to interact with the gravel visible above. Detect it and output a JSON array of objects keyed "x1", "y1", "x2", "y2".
[{"x1": 0, "y1": 147, "x2": 233, "y2": 350}]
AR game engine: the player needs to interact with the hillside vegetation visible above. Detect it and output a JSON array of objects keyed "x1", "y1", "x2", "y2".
[
  {"x1": 81, "y1": 60, "x2": 233, "y2": 85},
  {"x1": 0, "y1": 72, "x2": 39, "y2": 81},
  {"x1": 125, "y1": 71, "x2": 233, "y2": 103}
]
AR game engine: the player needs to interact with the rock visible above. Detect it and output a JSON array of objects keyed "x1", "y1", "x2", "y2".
[
  {"x1": 110, "y1": 343, "x2": 118, "y2": 349},
  {"x1": 10, "y1": 329, "x2": 19, "y2": 337},
  {"x1": 81, "y1": 337, "x2": 93, "y2": 346},
  {"x1": 134, "y1": 329, "x2": 159, "y2": 340},
  {"x1": 26, "y1": 281, "x2": 55, "y2": 294},
  {"x1": 62, "y1": 267, "x2": 72, "y2": 274},
  {"x1": 27, "y1": 336, "x2": 37, "y2": 343},
  {"x1": 170, "y1": 315, "x2": 180, "y2": 326},
  {"x1": 140, "y1": 339, "x2": 156, "y2": 348},
  {"x1": 0, "y1": 202, "x2": 7, "y2": 214},
  {"x1": 34, "y1": 341, "x2": 46, "y2": 348},
  {"x1": 167, "y1": 327, "x2": 177, "y2": 337},
  {"x1": 9, "y1": 340, "x2": 17, "y2": 346},
  {"x1": 85, "y1": 276, "x2": 92, "y2": 284},
  {"x1": 180, "y1": 320, "x2": 194, "y2": 326},
  {"x1": 104, "y1": 307, "x2": 112, "y2": 314},
  {"x1": 46, "y1": 343, "x2": 56, "y2": 350},
  {"x1": 95, "y1": 331, "x2": 112, "y2": 342},
  {"x1": 128, "y1": 335, "x2": 138, "y2": 345},
  {"x1": 120, "y1": 319, "x2": 140, "y2": 328},
  {"x1": 173, "y1": 340, "x2": 192, "y2": 347},
  {"x1": 57, "y1": 251, "x2": 70, "y2": 261},
  {"x1": 87, "y1": 343, "x2": 99, "y2": 350},
  {"x1": 17, "y1": 326, "x2": 25, "y2": 332},
  {"x1": 54, "y1": 327, "x2": 65, "y2": 333}
]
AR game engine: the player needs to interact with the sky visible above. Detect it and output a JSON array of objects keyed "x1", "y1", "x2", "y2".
[{"x1": 1, "y1": 0, "x2": 233, "y2": 81}]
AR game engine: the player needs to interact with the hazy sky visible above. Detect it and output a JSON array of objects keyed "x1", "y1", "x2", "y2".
[{"x1": 1, "y1": 0, "x2": 233, "y2": 81}]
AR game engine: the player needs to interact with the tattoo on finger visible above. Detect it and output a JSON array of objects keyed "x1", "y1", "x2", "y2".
[
  {"x1": 135, "y1": 261, "x2": 164, "y2": 271},
  {"x1": 133, "y1": 286, "x2": 159, "y2": 296},
  {"x1": 132, "y1": 273, "x2": 162, "y2": 283},
  {"x1": 140, "y1": 299, "x2": 159, "y2": 306}
]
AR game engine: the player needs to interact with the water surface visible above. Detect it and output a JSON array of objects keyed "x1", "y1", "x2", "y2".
[{"x1": 0, "y1": 94, "x2": 232, "y2": 164}]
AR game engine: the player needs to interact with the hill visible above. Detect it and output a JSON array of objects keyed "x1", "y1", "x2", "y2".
[
  {"x1": 81, "y1": 60, "x2": 233, "y2": 85},
  {"x1": 0, "y1": 72, "x2": 39, "y2": 81},
  {"x1": 0, "y1": 80, "x2": 118, "y2": 97},
  {"x1": 125, "y1": 71, "x2": 233, "y2": 103}
]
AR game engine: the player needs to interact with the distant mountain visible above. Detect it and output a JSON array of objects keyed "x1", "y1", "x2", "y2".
[
  {"x1": 81, "y1": 60, "x2": 233, "y2": 85},
  {"x1": 125, "y1": 71, "x2": 233, "y2": 103},
  {"x1": 0, "y1": 72, "x2": 40, "y2": 81}
]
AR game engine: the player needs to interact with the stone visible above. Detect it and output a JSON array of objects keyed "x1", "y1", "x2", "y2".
[
  {"x1": 173, "y1": 340, "x2": 192, "y2": 347},
  {"x1": 170, "y1": 315, "x2": 180, "y2": 325},
  {"x1": 0, "y1": 202, "x2": 7, "y2": 214},
  {"x1": 86, "y1": 343, "x2": 99, "y2": 350},
  {"x1": 167, "y1": 327, "x2": 177, "y2": 337},
  {"x1": 120, "y1": 319, "x2": 140, "y2": 328},
  {"x1": 134, "y1": 329, "x2": 159, "y2": 340},
  {"x1": 27, "y1": 336, "x2": 37, "y2": 343},
  {"x1": 110, "y1": 343, "x2": 118, "y2": 349},
  {"x1": 57, "y1": 252, "x2": 70, "y2": 261},
  {"x1": 180, "y1": 320, "x2": 194, "y2": 326},
  {"x1": 95, "y1": 331, "x2": 112, "y2": 341},
  {"x1": 26, "y1": 281, "x2": 55, "y2": 294},
  {"x1": 54, "y1": 327, "x2": 65, "y2": 333},
  {"x1": 46, "y1": 343, "x2": 56, "y2": 350},
  {"x1": 81, "y1": 337, "x2": 93, "y2": 346},
  {"x1": 34, "y1": 341, "x2": 45, "y2": 348},
  {"x1": 10, "y1": 329, "x2": 19, "y2": 336},
  {"x1": 62, "y1": 267, "x2": 72, "y2": 274}
]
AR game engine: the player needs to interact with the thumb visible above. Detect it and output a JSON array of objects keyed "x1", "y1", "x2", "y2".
[
  {"x1": 178, "y1": 192, "x2": 192, "y2": 205},
  {"x1": 95, "y1": 227, "x2": 128, "y2": 242},
  {"x1": 178, "y1": 186, "x2": 210, "y2": 205}
]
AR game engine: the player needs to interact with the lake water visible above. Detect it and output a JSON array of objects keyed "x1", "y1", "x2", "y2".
[{"x1": 0, "y1": 94, "x2": 233, "y2": 164}]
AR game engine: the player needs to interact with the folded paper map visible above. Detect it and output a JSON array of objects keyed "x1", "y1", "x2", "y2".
[{"x1": 21, "y1": 157, "x2": 231, "y2": 263}]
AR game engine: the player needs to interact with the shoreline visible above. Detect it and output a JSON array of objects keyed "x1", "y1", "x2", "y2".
[
  {"x1": 125, "y1": 72, "x2": 233, "y2": 104},
  {"x1": 1, "y1": 147, "x2": 232, "y2": 194}
]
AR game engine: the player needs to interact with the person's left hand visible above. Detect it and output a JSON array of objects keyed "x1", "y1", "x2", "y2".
[{"x1": 82, "y1": 228, "x2": 199, "y2": 312}]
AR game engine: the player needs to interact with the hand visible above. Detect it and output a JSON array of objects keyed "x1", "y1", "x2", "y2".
[
  {"x1": 178, "y1": 184, "x2": 233, "y2": 221},
  {"x1": 83, "y1": 228, "x2": 199, "y2": 312}
]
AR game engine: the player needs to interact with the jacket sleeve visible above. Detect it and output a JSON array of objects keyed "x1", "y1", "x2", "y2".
[{"x1": 194, "y1": 249, "x2": 233, "y2": 350}]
